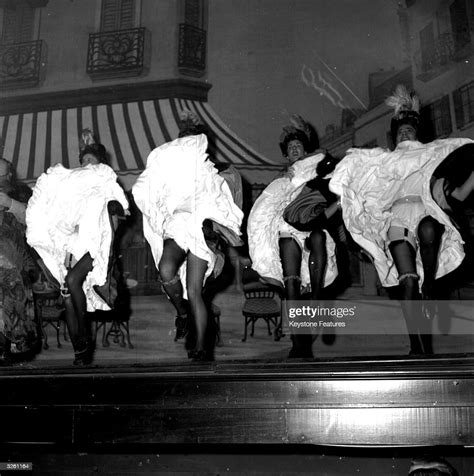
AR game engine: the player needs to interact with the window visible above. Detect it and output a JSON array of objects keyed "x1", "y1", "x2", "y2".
[
  {"x1": 178, "y1": 0, "x2": 207, "y2": 76},
  {"x1": 101, "y1": 0, "x2": 136, "y2": 32},
  {"x1": 184, "y1": 0, "x2": 204, "y2": 28},
  {"x1": 87, "y1": 0, "x2": 145, "y2": 79},
  {"x1": 453, "y1": 81, "x2": 474, "y2": 129},
  {"x1": 419, "y1": 22, "x2": 436, "y2": 72},
  {"x1": 0, "y1": 2, "x2": 44, "y2": 89},
  {"x1": 1, "y1": 4, "x2": 34, "y2": 44},
  {"x1": 450, "y1": 0, "x2": 470, "y2": 53},
  {"x1": 436, "y1": 3, "x2": 450, "y2": 35},
  {"x1": 421, "y1": 95, "x2": 452, "y2": 139}
]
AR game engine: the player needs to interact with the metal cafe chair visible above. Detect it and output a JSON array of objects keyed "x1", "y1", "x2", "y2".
[
  {"x1": 241, "y1": 267, "x2": 281, "y2": 342},
  {"x1": 32, "y1": 284, "x2": 67, "y2": 350}
]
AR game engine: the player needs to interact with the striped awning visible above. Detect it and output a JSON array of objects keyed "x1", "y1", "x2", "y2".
[{"x1": 0, "y1": 97, "x2": 281, "y2": 186}]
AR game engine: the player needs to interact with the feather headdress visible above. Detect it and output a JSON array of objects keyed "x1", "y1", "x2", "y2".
[
  {"x1": 279, "y1": 114, "x2": 318, "y2": 156},
  {"x1": 78, "y1": 128, "x2": 107, "y2": 164},
  {"x1": 179, "y1": 109, "x2": 202, "y2": 126},
  {"x1": 385, "y1": 84, "x2": 420, "y2": 118},
  {"x1": 79, "y1": 128, "x2": 96, "y2": 153},
  {"x1": 178, "y1": 109, "x2": 207, "y2": 137},
  {"x1": 385, "y1": 84, "x2": 421, "y2": 142}
]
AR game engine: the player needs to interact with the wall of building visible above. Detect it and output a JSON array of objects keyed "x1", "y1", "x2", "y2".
[
  {"x1": 339, "y1": 0, "x2": 474, "y2": 150},
  {"x1": 353, "y1": 104, "x2": 392, "y2": 148},
  {"x1": 0, "y1": 1, "x2": 436, "y2": 184},
  {"x1": 407, "y1": 0, "x2": 474, "y2": 138},
  {"x1": 0, "y1": 0, "x2": 181, "y2": 98},
  {"x1": 206, "y1": 0, "x2": 405, "y2": 163}
]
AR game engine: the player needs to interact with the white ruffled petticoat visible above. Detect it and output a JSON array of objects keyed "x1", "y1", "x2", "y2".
[
  {"x1": 26, "y1": 163, "x2": 129, "y2": 311},
  {"x1": 247, "y1": 153, "x2": 338, "y2": 290},
  {"x1": 132, "y1": 134, "x2": 243, "y2": 293}
]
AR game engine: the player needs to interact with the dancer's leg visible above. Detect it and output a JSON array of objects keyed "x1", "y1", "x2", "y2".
[
  {"x1": 64, "y1": 253, "x2": 93, "y2": 363},
  {"x1": 279, "y1": 237, "x2": 312, "y2": 358},
  {"x1": 186, "y1": 252, "x2": 211, "y2": 359},
  {"x1": 306, "y1": 228, "x2": 327, "y2": 301},
  {"x1": 388, "y1": 239, "x2": 424, "y2": 354},
  {"x1": 158, "y1": 239, "x2": 187, "y2": 316},
  {"x1": 417, "y1": 216, "x2": 444, "y2": 299},
  {"x1": 279, "y1": 237, "x2": 302, "y2": 301}
]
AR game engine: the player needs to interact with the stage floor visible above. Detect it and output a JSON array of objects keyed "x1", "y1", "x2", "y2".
[{"x1": 11, "y1": 289, "x2": 474, "y2": 369}]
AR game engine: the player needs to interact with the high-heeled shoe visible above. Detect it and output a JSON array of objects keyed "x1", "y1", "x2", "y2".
[
  {"x1": 174, "y1": 314, "x2": 189, "y2": 341},
  {"x1": 73, "y1": 340, "x2": 94, "y2": 366}
]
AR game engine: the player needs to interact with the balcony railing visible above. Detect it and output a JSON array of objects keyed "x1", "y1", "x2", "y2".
[
  {"x1": 0, "y1": 40, "x2": 43, "y2": 89},
  {"x1": 415, "y1": 31, "x2": 472, "y2": 81},
  {"x1": 87, "y1": 27, "x2": 146, "y2": 80},
  {"x1": 178, "y1": 23, "x2": 206, "y2": 77}
]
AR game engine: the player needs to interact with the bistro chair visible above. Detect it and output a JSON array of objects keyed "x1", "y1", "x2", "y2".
[
  {"x1": 92, "y1": 310, "x2": 134, "y2": 349},
  {"x1": 241, "y1": 267, "x2": 281, "y2": 342},
  {"x1": 32, "y1": 284, "x2": 67, "y2": 350}
]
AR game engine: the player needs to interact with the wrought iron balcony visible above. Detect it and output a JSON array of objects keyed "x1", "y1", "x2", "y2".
[
  {"x1": 415, "y1": 31, "x2": 472, "y2": 81},
  {"x1": 178, "y1": 23, "x2": 206, "y2": 77},
  {"x1": 87, "y1": 27, "x2": 147, "y2": 80},
  {"x1": 0, "y1": 40, "x2": 43, "y2": 89}
]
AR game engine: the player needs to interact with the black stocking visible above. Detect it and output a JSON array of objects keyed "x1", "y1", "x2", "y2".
[
  {"x1": 279, "y1": 237, "x2": 313, "y2": 358},
  {"x1": 388, "y1": 240, "x2": 426, "y2": 354},
  {"x1": 279, "y1": 237, "x2": 302, "y2": 301},
  {"x1": 186, "y1": 252, "x2": 208, "y2": 353},
  {"x1": 158, "y1": 239, "x2": 187, "y2": 317},
  {"x1": 64, "y1": 253, "x2": 93, "y2": 351},
  {"x1": 417, "y1": 216, "x2": 444, "y2": 298},
  {"x1": 306, "y1": 228, "x2": 327, "y2": 300}
]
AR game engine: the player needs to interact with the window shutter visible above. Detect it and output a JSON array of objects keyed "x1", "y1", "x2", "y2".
[
  {"x1": 436, "y1": 5, "x2": 450, "y2": 34},
  {"x1": 1, "y1": 5, "x2": 34, "y2": 44},
  {"x1": 420, "y1": 23, "x2": 435, "y2": 71},
  {"x1": 119, "y1": 0, "x2": 135, "y2": 29},
  {"x1": 1, "y1": 8, "x2": 17, "y2": 43},
  {"x1": 468, "y1": 86, "x2": 474, "y2": 124},
  {"x1": 101, "y1": 0, "x2": 120, "y2": 31},
  {"x1": 185, "y1": 0, "x2": 202, "y2": 27},
  {"x1": 19, "y1": 6, "x2": 34, "y2": 42},
  {"x1": 453, "y1": 89, "x2": 464, "y2": 129},
  {"x1": 450, "y1": 0, "x2": 470, "y2": 51},
  {"x1": 101, "y1": 0, "x2": 135, "y2": 31},
  {"x1": 441, "y1": 95, "x2": 452, "y2": 135}
]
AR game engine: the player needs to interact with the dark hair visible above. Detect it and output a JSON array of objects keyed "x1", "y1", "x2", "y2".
[
  {"x1": 79, "y1": 144, "x2": 107, "y2": 164},
  {"x1": 279, "y1": 130, "x2": 310, "y2": 157},
  {"x1": 178, "y1": 123, "x2": 208, "y2": 138}
]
